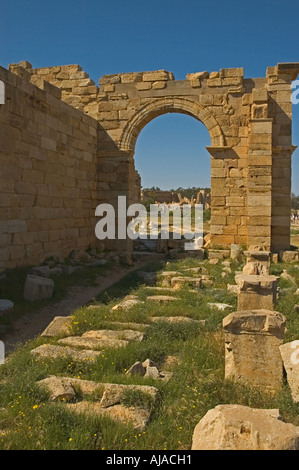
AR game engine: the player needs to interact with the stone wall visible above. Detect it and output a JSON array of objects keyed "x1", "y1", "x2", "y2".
[
  {"x1": 0, "y1": 65, "x2": 99, "y2": 270},
  {"x1": 1, "y1": 60, "x2": 298, "y2": 268}
]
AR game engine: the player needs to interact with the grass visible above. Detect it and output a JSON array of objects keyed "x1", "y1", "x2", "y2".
[
  {"x1": 0, "y1": 256, "x2": 298, "y2": 450},
  {"x1": 0, "y1": 260, "x2": 113, "y2": 336}
]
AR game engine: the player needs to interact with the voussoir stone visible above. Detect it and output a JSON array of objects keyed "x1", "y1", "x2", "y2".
[{"x1": 191, "y1": 405, "x2": 299, "y2": 450}]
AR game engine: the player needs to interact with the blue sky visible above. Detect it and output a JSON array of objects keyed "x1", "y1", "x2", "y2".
[{"x1": 1, "y1": 0, "x2": 299, "y2": 192}]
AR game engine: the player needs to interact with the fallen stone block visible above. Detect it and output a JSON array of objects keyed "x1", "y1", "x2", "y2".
[
  {"x1": 29, "y1": 265, "x2": 50, "y2": 278},
  {"x1": 126, "y1": 362, "x2": 146, "y2": 376},
  {"x1": 106, "y1": 322, "x2": 150, "y2": 331},
  {"x1": 111, "y1": 299, "x2": 144, "y2": 311},
  {"x1": 146, "y1": 295, "x2": 179, "y2": 303},
  {"x1": 191, "y1": 405, "x2": 299, "y2": 450},
  {"x1": 66, "y1": 402, "x2": 151, "y2": 431},
  {"x1": 58, "y1": 336, "x2": 128, "y2": 350},
  {"x1": 30, "y1": 344, "x2": 101, "y2": 362},
  {"x1": 280, "y1": 341, "x2": 299, "y2": 403},
  {"x1": 150, "y1": 316, "x2": 205, "y2": 325},
  {"x1": 170, "y1": 277, "x2": 201, "y2": 289},
  {"x1": 23, "y1": 274, "x2": 54, "y2": 301},
  {"x1": 279, "y1": 251, "x2": 299, "y2": 263},
  {"x1": 0, "y1": 299, "x2": 14, "y2": 316},
  {"x1": 82, "y1": 329, "x2": 144, "y2": 342},
  {"x1": 208, "y1": 250, "x2": 230, "y2": 260},
  {"x1": 37, "y1": 376, "x2": 76, "y2": 401},
  {"x1": 144, "y1": 366, "x2": 160, "y2": 380},
  {"x1": 41, "y1": 316, "x2": 73, "y2": 337}
]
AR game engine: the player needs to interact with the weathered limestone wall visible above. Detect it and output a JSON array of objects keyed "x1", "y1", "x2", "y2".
[
  {"x1": 0, "y1": 65, "x2": 99, "y2": 270},
  {"x1": 1, "y1": 60, "x2": 298, "y2": 267}
]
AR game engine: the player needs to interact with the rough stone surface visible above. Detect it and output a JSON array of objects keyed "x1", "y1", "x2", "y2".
[
  {"x1": 279, "y1": 251, "x2": 299, "y2": 263},
  {"x1": 227, "y1": 284, "x2": 239, "y2": 294},
  {"x1": 66, "y1": 402, "x2": 151, "y2": 430},
  {"x1": 144, "y1": 366, "x2": 160, "y2": 380},
  {"x1": 191, "y1": 405, "x2": 299, "y2": 450},
  {"x1": 30, "y1": 344, "x2": 101, "y2": 362},
  {"x1": 235, "y1": 274, "x2": 278, "y2": 310},
  {"x1": 37, "y1": 376, "x2": 76, "y2": 401},
  {"x1": 146, "y1": 295, "x2": 179, "y2": 303},
  {"x1": 23, "y1": 275, "x2": 54, "y2": 301},
  {"x1": 41, "y1": 316, "x2": 73, "y2": 337},
  {"x1": 58, "y1": 336, "x2": 128, "y2": 350},
  {"x1": 106, "y1": 322, "x2": 150, "y2": 331},
  {"x1": 126, "y1": 362, "x2": 146, "y2": 376},
  {"x1": 82, "y1": 329, "x2": 144, "y2": 342},
  {"x1": 150, "y1": 316, "x2": 205, "y2": 325},
  {"x1": 223, "y1": 309, "x2": 286, "y2": 390},
  {"x1": 280, "y1": 341, "x2": 299, "y2": 403},
  {"x1": 142, "y1": 359, "x2": 158, "y2": 368},
  {"x1": 111, "y1": 298, "x2": 143, "y2": 311}
]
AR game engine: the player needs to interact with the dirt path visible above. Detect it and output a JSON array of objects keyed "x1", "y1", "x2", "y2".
[{"x1": 3, "y1": 255, "x2": 162, "y2": 354}]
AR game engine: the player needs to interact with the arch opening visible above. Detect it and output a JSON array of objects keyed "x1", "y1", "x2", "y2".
[
  {"x1": 119, "y1": 97, "x2": 224, "y2": 155},
  {"x1": 131, "y1": 112, "x2": 212, "y2": 249}
]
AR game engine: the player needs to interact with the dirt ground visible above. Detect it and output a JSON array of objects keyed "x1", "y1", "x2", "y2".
[{"x1": 3, "y1": 255, "x2": 162, "y2": 354}]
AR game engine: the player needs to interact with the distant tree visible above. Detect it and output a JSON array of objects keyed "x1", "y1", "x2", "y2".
[{"x1": 291, "y1": 193, "x2": 299, "y2": 210}]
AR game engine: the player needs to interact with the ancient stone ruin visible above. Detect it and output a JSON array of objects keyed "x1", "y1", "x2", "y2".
[{"x1": 1, "y1": 61, "x2": 299, "y2": 270}]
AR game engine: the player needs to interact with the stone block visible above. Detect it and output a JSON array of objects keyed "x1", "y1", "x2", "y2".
[
  {"x1": 142, "y1": 70, "x2": 173, "y2": 82},
  {"x1": 223, "y1": 309, "x2": 286, "y2": 390},
  {"x1": 192, "y1": 405, "x2": 299, "y2": 450},
  {"x1": 235, "y1": 274, "x2": 278, "y2": 310},
  {"x1": 280, "y1": 341, "x2": 299, "y2": 403},
  {"x1": 252, "y1": 88, "x2": 268, "y2": 102},
  {"x1": 23, "y1": 274, "x2": 54, "y2": 301}
]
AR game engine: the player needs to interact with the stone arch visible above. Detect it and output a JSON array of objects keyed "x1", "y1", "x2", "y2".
[{"x1": 118, "y1": 97, "x2": 224, "y2": 155}]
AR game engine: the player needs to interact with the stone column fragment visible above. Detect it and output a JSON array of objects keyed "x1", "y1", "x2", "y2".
[
  {"x1": 223, "y1": 309, "x2": 286, "y2": 390},
  {"x1": 235, "y1": 274, "x2": 278, "y2": 310}
]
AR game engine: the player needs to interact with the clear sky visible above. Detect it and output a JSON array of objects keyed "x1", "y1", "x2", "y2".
[{"x1": 1, "y1": 0, "x2": 299, "y2": 192}]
